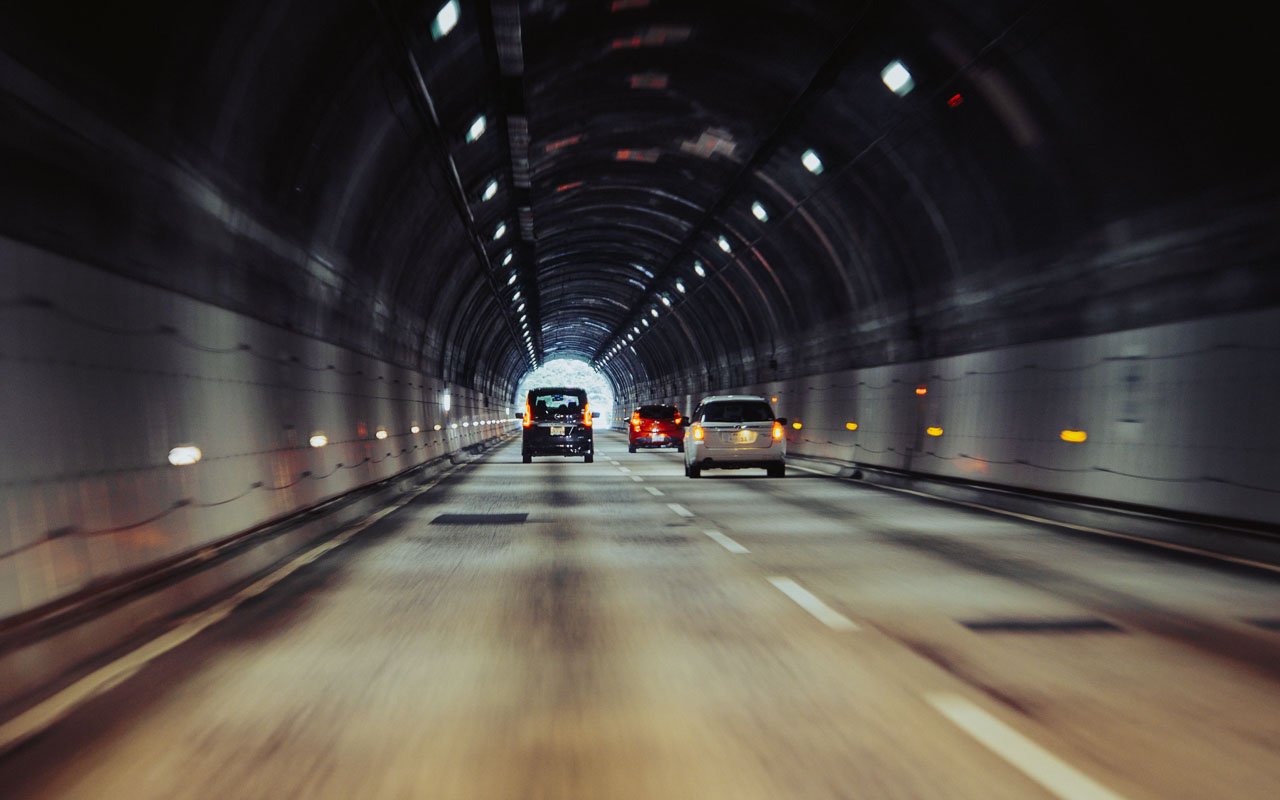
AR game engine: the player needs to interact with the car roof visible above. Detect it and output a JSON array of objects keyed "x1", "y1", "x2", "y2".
[
  {"x1": 695, "y1": 394, "x2": 771, "y2": 404},
  {"x1": 527, "y1": 386, "x2": 587, "y2": 394}
]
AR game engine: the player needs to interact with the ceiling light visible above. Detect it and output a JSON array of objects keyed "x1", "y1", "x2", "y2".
[
  {"x1": 431, "y1": 0, "x2": 459, "y2": 40},
  {"x1": 466, "y1": 114, "x2": 487, "y2": 143},
  {"x1": 642, "y1": 319, "x2": 650, "y2": 327},
  {"x1": 632, "y1": 326, "x2": 639, "y2": 334},
  {"x1": 482, "y1": 179, "x2": 498, "y2": 201},
  {"x1": 675, "y1": 279, "x2": 686, "y2": 293},
  {"x1": 627, "y1": 333, "x2": 634, "y2": 341},
  {"x1": 502, "y1": 251, "x2": 513, "y2": 266},
  {"x1": 309, "y1": 432, "x2": 328, "y2": 448},
  {"x1": 375, "y1": 428, "x2": 389, "y2": 440},
  {"x1": 507, "y1": 273, "x2": 517, "y2": 285},
  {"x1": 512, "y1": 290, "x2": 521, "y2": 301},
  {"x1": 801, "y1": 149, "x2": 824, "y2": 175},
  {"x1": 660, "y1": 294, "x2": 671, "y2": 306},
  {"x1": 493, "y1": 222, "x2": 507, "y2": 240},
  {"x1": 693, "y1": 260, "x2": 706, "y2": 277},
  {"x1": 649, "y1": 307, "x2": 659, "y2": 318},
  {"x1": 751, "y1": 201, "x2": 769, "y2": 222},
  {"x1": 716, "y1": 235, "x2": 731, "y2": 253},
  {"x1": 881, "y1": 59, "x2": 915, "y2": 96},
  {"x1": 517, "y1": 302, "x2": 526, "y2": 312}
]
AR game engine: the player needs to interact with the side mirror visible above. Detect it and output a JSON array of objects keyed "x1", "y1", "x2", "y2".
[
  {"x1": 775, "y1": 417, "x2": 789, "y2": 427},
  {"x1": 680, "y1": 418, "x2": 691, "y2": 427},
  {"x1": 592, "y1": 412, "x2": 601, "y2": 419},
  {"x1": 513, "y1": 414, "x2": 523, "y2": 421}
]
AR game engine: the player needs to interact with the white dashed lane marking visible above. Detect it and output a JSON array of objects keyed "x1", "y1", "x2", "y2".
[
  {"x1": 766, "y1": 577, "x2": 859, "y2": 631},
  {"x1": 618, "y1": 467, "x2": 632, "y2": 474},
  {"x1": 703, "y1": 530, "x2": 749, "y2": 554},
  {"x1": 644, "y1": 486, "x2": 664, "y2": 496},
  {"x1": 630, "y1": 475, "x2": 644, "y2": 482},
  {"x1": 926, "y1": 693, "x2": 1127, "y2": 800},
  {"x1": 667, "y1": 503, "x2": 694, "y2": 517}
]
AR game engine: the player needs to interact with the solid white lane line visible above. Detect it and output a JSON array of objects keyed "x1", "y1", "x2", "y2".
[
  {"x1": 645, "y1": 486, "x2": 664, "y2": 496},
  {"x1": 789, "y1": 464, "x2": 1280, "y2": 575},
  {"x1": 704, "y1": 530, "x2": 749, "y2": 554},
  {"x1": 926, "y1": 693, "x2": 1127, "y2": 800},
  {"x1": 0, "y1": 480, "x2": 435, "y2": 755},
  {"x1": 667, "y1": 503, "x2": 694, "y2": 517},
  {"x1": 618, "y1": 467, "x2": 632, "y2": 474},
  {"x1": 631, "y1": 475, "x2": 644, "y2": 482},
  {"x1": 766, "y1": 577, "x2": 859, "y2": 631}
]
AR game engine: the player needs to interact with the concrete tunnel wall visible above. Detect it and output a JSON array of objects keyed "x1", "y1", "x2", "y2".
[
  {"x1": 617, "y1": 305, "x2": 1280, "y2": 526},
  {"x1": 0, "y1": 236, "x2": 512, "y2": 622}
]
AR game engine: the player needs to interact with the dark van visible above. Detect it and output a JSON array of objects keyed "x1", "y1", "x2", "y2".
[{"x1": 519, "y1": 386, "x2": 596, "y2": 463}]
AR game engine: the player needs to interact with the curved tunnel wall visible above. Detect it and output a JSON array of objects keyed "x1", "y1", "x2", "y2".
[{"x1": 0, "y1": 236, "x2": 510, "y2": 620}]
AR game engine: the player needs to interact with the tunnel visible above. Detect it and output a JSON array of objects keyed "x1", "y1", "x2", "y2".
[{"x1": 1, "y1": 1, "x2": 1278, "y2": 797}]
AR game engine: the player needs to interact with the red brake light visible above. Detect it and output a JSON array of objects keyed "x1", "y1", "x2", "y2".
[
  {"x1": 583, "y1": 402, "x2": 592, "y2": 427},
  {"x1": 523, "y1": 403, "x2": 533, "y2": 428},
  {"x1": 772, "y1": 421, "x2": 784, "y2": 440}
]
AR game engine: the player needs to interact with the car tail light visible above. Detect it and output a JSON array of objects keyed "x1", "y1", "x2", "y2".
[
  {"x1": 583, "y1": 402, "x2": 592, "y2": 427},
  {"x1": 692, "y1": 424, "x2": 705, "y2": 441},
  {"x1": 772, "y1": 421, "x2": 784, "y2": 440},
  {"x1": 630, "y1": 412, "x2": 640, "y2": 426},
  {"x1": 523, "y1": 403, "x2": 533, "y2": 428},
  {"x1": 673, "y1": 412, "x2": 681, "y2": 424}
]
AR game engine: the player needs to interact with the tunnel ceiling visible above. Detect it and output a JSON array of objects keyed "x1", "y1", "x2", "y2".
[{"x1": 1, "y1": 1, "x2": 1275, "y2": 399}]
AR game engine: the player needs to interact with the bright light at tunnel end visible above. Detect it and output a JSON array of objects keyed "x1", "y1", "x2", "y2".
[{"x1": 515, "y1": 358, "x2": 616, "y2": 428}]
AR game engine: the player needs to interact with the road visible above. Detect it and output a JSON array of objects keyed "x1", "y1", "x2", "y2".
[{"x1": 2, "y1": 431, "x2": 1278, "y2": 799}]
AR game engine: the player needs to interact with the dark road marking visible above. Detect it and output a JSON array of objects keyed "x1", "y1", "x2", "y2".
[
  {"x1": 960, "y1": 618, "x2": 1122, "y2": 634},
  {"x1": 431, "y1": 513, "x2": 529, "y2": 525}
]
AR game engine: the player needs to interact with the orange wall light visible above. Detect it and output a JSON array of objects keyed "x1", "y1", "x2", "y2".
[
  {"x1": 1060, "y1": 429, "x2": 1088, "y2": 443},
  {"x1": 925, "y1": 426, "x2": 944, "y2": 437},
  {"x1": 915, "y1": 385, "x2": 928, "y2": 396},
  {"x1": 845, "y1": 422, "x2": 858, "y2": 431}
]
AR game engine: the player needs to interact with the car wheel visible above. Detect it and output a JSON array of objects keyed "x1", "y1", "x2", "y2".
[
  {"x1": 584, "y1": 454, "x2": 594, "y2": 463},
  {"x1": 767, "y1": 463, "x2": 785, "y2": 478},
  {"x1": 628, "y1": 444, "x2": 636, "y2": 453},
  {"x1": 688, "y1": 465, "x2": 701, "y2": 479},
  {"x1": 522, "y1": 454, "x2": 532, "y2": 464},
  {"x1": 675, "y1": 442, "x2": 684, "y2": 453}
]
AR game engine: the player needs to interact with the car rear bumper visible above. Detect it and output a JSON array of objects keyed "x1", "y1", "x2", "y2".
[
  {"x1": 523, "y1": 430, "x2": 593, "y2": 456},
  {"x1": 630, "y1": 434, "x2": 682, "y2": 447},
  {"x1": 689, "y1": 456, "x2": 783, "y2": 469}
]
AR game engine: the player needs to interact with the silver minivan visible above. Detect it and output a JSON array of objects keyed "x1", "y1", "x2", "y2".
[{"x1": 682, "y1": 395, "x2": 787, "y2": 478}]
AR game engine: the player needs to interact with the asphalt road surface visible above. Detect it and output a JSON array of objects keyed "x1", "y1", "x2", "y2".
[{"x1": 2, "y1": 431, "x2": 1278, "y2": 799}]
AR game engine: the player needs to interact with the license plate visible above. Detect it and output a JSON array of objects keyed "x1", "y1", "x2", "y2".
[
  {"x1": 734, "y1": 430, "x2": 757, "y2": 443},
  {"x1": 550, "y1": 426, "x2": 566, "y2": 436},
  {"x1": 651, "y1": 433, "x2": 665, "y2": 442}
]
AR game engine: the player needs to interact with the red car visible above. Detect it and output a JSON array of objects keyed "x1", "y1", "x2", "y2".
[{"x1": 628, "y1": 404, "x2": 685, "y2": 453}]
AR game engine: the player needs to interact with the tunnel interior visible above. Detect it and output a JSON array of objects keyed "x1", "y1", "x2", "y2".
[{"x1": 1, "y1": 1, "x2": 1278, "y2": 625}]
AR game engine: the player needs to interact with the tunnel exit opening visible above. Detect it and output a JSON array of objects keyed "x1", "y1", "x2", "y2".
[{"x1": 515, "y1": 359, "x2": 617, "y2": 428}]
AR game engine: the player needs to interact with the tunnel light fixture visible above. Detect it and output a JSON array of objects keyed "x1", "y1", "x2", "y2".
[
  {"x1": 512, "y1": 290, "x2": 521, "y2": 301},
  {"x1": 502, "y1": 250, "x2": 513, "y2": 266},
  {"x1": 482, "y1": 179, "x2": 499, "y2": 201},
  {"x1": 791, "y1": 421, "x2": 803, "y2": 430},
  {"x1": 441, "y1": 392, "x2": 451, "y2": 412},
  {"x1": 915, "y1": 385, "x2": 928, "y2": 396},
  {"x1": 926, "y1": 426, "x2": 944, "y2": 437},
  {"x1": 451, "y1": 423, "x2": 459, "y2": 429},
  {"x1": 845, "y1": 421, "x2": 859, "y2": 431},
  {"x1": 466, "y1": 114, "x2": 487, "y2": 143},
  {"x1": 309, "y1": 432, "x2": 329, "y2": 448},
  {"x1": 627, "y1": 333, "x2": 635, "y2": 341},
  {"x1": 431, "y1": 0, "x2": 460, "y2": 39},
  {"x1": 693, "y1": 260, "x2": 707, "y2": 277},
  {"x1": 881, "y1": 59, "x2": 915, "y2": 96},
  {"x1": 493, "y1": 222, "x2": 507, "y2": 240},
  {"x1": 507, "y1": 273, "x2": 517, "y2": 285},
  {"x1": 411, "y1": 424, "x2": 421, "y2": 434},
  {"x1": 632, "y1": 326, "x2": 640, "y2": 334},
  {"x1": 642, "y1": 319, "x2": 650, "y2": 327},
  {"x1": 751, "y1": 201, "x2": 769, "y2": 222},
  {"x1": 660, "y1": 294, "x2": 672, "y2": 307},
  {"x1": 517, "y1": 302, "x2": 526, "y2": 312},
  {"x1": 167, "y1": 444, "x2": 202, "y2": 466},
  {"x1": 716, "y1": 235, "x2": 732, "y2": 253},
  {"x1": 801, "y1": 148, "x2": 824, "y2": 175},
  {"x1": 649, "y1": 307, "x2": 659, "y2": 318},
  {"x1": 433, "y1": 423, "x2": 443, "y2": 431},
  {"x1": 375, "y1": 428, "x2": 389, "y2": 440},
  {"x1": 1060, "y1": 429, "x2": 1088, "y2": 443},
  {"x1": 675, "y1": 279, "x2": 686, "y2": 293},
  {"x1": 463, "y1": 421, "x2": 470, "y2": 428}
]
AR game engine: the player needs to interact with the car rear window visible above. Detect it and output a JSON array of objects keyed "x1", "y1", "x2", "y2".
[
  {"x1": 528, "y1": 390, "x2": 586, "y2": 421},
  {"x1": 637, "y1": 405, "x2": 677, "y2": 420},
  {"x1": 700, "y1": 401, "x2": 773, "y2": 423}
]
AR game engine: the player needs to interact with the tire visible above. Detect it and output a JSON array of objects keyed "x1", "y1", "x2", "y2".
[
  {"x1": 767, "y1": 463, "x2": 785, "y2": 478},
  {"x1": 522, "y1": 454, "x2": 532, "y2": 464},
  {"x1": 628, "y1": 444, "x2": 636, "y2": 453},
  {"x1": 688, "y1": 465, "x2": 701, "y2": 479},
  {"x1": 584, "y1": 454, "x2": 594, "y2": 463},
  {"x1": 675, "y1": 442, "x2": 684, "y2": 453}
]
